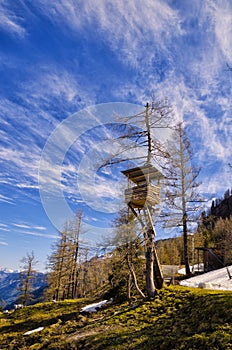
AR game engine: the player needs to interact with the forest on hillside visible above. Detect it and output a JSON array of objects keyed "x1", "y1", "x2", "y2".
[{"x1": 12, "y1": 190, "x2": 231, "y2": 307}]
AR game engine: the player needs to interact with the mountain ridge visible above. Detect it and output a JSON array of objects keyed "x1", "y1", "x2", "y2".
[{"x1": 0, "y1": 270, "x2": 47, "y2": 310}]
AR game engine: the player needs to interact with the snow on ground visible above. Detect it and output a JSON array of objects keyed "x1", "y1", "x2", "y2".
[
  {"x1": 24, "y1": 327, "x2": 44, "y2": 335},
  {"x1": 80, "y1": 300, "x2": 109, "y2": 313},
  {"x1": 178, "y1": 263, "x2": 204, "y2": 275},
  {"x1": 180, "y1": 266, "x2": 232, "y2": 291}
]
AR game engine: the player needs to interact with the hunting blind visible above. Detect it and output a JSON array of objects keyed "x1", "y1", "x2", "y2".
[
  {"x1": 121, "y1": 164, "x2": 163, "y2": 209},
  {"x1": 122, "y1": 164, "x2": 164, "y2": 290}
]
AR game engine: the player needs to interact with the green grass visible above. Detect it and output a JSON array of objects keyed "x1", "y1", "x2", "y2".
[{"x1": 0, "y1": 287, "x2": 231, "y2": 349}]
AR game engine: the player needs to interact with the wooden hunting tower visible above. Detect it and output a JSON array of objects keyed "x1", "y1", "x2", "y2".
[
  {"x1": 122, "y1": 164, "x2": 164, "y2": 291},
  {"x1": 121, "y1": 164, "x2": 163, "y2": 210}
]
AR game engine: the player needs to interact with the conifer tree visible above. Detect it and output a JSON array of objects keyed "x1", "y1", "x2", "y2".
[
  {"x1": 46, "y1": 211, "x2": 83, "y2": 301},
  {"x1": 106, "y1": 208, "x2": 145, "y2": 299},
  {"x1": 69, "y1": 210, "x2": 82, "y2": 298},
  {"x1": 18, "y1": 251, "x2": 37, "y2": 306},
  {"x1": 162, "y1": 123, "x2": 202, "y2": 275},
  {"x1": 209, "y1": 217, "x2": 232, "y2": 265},
  {"x1": 46, "y1": 226, "x2": 69, "y2": 300}
]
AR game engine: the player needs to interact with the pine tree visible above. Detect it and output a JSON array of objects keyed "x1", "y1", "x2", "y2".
[
  {"x1": 46, "y1": 211, "x2": 83, "y2": 301},
  {"x1": 210, "y1": 217, "x2": 232, "y2": 265},
  {"x1": 106, "y1": 208, "x2": 145, "y2": 299},
  {"x1": 18, "y1": 251, "x2": 37, "y2": 306},
  {"x1": 162, "y1": 123, "x2": 203, "y2": 275},
  {"x1": 69, "y1": 210, "x2": 82, "y2": 298},
  {"x1": 46, "y1": 227, "x2": 68, "y2": 300}
]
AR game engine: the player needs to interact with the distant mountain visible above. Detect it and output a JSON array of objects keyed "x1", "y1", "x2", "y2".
[
  {"x1": 0, "y1": 268, "x2": 17, "y2": 273},
  {"x1": 0, "y1": 270, "x2": 47, "y2": 310}
]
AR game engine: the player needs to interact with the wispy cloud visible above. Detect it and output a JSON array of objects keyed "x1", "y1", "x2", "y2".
[
  {"x1": 0, "y1": 241, "x2": 8, "y2": 246},
  {"x1": 210, "y1": 1, "x2": 232, "y2": 62},
  {"x1": 13, "y1": 223, "x2": 47, "y2": 231},
  {"x1": 0, "y1": 3, "x2": 26, "y2": 38},
  {"x1": 13, "y1": 224, "x2": 32, "y2": 229},
  {"x1": 0, "y1": 147, "x2": 40, "y2": 190},
  {"x1": 16, "y1": 66, "x2": 97, "y2": 114},
  {"x1": 19, "y1": 231, "x2": 59, "y2": 239},
  {"x1": 0, "y1": 223, "x2": 10, "y2": 232},
  {"x1": 0, "y1": 194, "x2": 14, "y2": 205},
  {"x1": 12, "y1": 224, "x2": 59, "y2": 239},
  {"x1": 36, "y1": 0, "x2": 182, "y2": 68}
]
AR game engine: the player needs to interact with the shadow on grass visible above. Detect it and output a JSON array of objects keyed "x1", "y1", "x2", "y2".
[
  {"x1": 1, "y1": 290, "x2": 232, "y2": 350},
  {"x1": 68, "y1": 291, "x2": 232, "y2": 350},
  {"x1": 0, "y1": 310, "x2": 83, "y2": 335}
]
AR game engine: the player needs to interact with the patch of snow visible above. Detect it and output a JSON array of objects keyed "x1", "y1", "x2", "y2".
[
  {"x1": 180, "y1": 266, "x2": 232, "y2": 291},
  {"x1": 198, "y1": 282, "x2": 212, "y2": 289},
  {"x1": 80, "y1": 300, "x2": 109, "y2": 313},
  {"x1": 24, "y1": 327, "x2": 44, "y2": 335},
  {"x1": 178, "y1": 263, "x2": 204, "y2": 275}
]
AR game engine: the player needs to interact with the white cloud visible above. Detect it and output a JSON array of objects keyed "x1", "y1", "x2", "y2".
[
  {"x1": 13, "y1": 223, "x2": 47, "y2": 231},
  {"x1": 0, "y1": 146, "x2": 40, "y2": 186},
  {"x1": 17, "y1": 65, "x2": 97, "y2": 113},
  {"x1": 0, "y1": 194, "x2": 14, "y2": 205},
  {"x1": 19, "y1": 231, "x2": 59, "y2": 239},
  {"x1": 211, "y1": 1, "x2": 232, "y2": 62},
  {"x1": 13, "y1": 223, "x2": 31, "y2": 229},
  {"x1": 82, "y1": 0, "x2": 181, "y2": 63},
  {"x1": 34, "y1": 226, "x2": 47, "y2": 231},
  {"x1": 0, "y1": 223, "x2": 8, "y2": 228},
  {"x1": 0, "y1": 3, "x2": 26, "y2": 37},
  {"x1": 16, "y1": 183, "x2": 39, "y2": 189},
  {"x1": 0, "y1": 227, "x2": 10, "y2": 232},
  {"x1": 35, "y1": 0, "x2": 182, "y2": 67},
  {"x1": 0, "y1": 241, "x2": 8, "y2": 246}
]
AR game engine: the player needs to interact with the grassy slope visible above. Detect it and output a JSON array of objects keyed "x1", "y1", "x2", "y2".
[{"x1": 0, "y1": 287, "x2": 231, "y2": 350}]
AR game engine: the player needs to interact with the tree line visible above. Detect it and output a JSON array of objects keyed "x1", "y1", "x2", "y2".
[{"x1": 18, "y1": 207, "x2": 232, "y2": 304}]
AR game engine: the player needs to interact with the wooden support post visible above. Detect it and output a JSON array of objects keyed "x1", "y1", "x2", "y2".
[
  {"x1": 226, "y1": 266, "x2": 232, "y2": 280},
  {"x1": 128, "y1": 203, "x2": 145, "y2": 228},
  {"x1": 145, "y1": 205, "x2": 156, "y2": 235}
]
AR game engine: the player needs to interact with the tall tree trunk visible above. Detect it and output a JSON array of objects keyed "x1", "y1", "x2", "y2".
[
  {"x1": 183, "y1": 212, "x2": 190, "y2": 275},
  {"x1": 179, "y1": 126, "x2": 190, "y2": 276},
  {"x1": 55, "y1": 230, "x2": 67, "y2": 300},
  {"x1": 22, "y1": 263, "x2": 32, "y2": 306},
  {"x1": 71, "y1": 211, "x2": 82, "y2": 298},
  {"x1": 127, "y1": 273, "x2": 131, "y2": 300},
  {"x1": 18, "y1": 251, "x2": 36, "y2": 306},
  {"x1": 145, "y1": 229, "x2": 156, "y2": 297}
]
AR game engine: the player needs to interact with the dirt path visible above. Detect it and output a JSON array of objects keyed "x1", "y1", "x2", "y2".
[{"x1": 69, "y1": 325, "x2": 115, "y2": 340}]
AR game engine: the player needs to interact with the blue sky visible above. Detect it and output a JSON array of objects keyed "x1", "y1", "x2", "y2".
[{"x1": 0, "y1": 0, "x2": 231, "y2": 271}]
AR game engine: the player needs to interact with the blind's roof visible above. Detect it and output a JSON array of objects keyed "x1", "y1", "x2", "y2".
[{"x1": 121, "y1": 164, "x2": 164, "y2": 184}]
